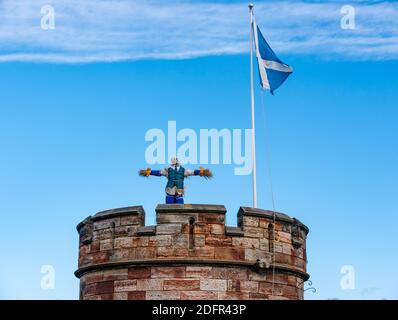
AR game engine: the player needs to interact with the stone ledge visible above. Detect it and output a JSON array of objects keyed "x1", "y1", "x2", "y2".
[
  {"x1": 93, "y1": 206, "x2": 145, "y2": 221},
  {"x1": 75, "y1": 258, "x2": 310, "y2": 281},
  {"x1": 238, "y1": 207, "x2": 309, "y2": 234},
  {"x1": 225, "y1": 226, "x2": 244, "y2": 237},
  {"x1": 156, "y1": 204, "x2": 227, "y2": 214},
  {"x1": 137, "y1": 226, "x2": 156, "y2": 236}
]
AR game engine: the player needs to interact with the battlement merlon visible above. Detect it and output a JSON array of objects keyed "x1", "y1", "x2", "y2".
[{"x1": 76, "y1": 204, "x2": 309, "y2": 281}]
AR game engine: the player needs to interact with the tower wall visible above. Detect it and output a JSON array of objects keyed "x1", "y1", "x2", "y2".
[{"x1": 75, "y1": 204, "x2": 309, "y2": 300}]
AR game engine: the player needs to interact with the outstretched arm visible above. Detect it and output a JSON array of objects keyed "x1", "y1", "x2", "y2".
[
  {"x1": 185, "y1": 167, "x2": 213, "y2": 179},
  {"x1": 139, "y1": 168, "x2": 167, "y2": 177}
]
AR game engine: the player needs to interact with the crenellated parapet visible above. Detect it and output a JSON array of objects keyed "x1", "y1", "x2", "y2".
[{"x1": 75, "y1": 204, "x2": 309, "y2": 300}]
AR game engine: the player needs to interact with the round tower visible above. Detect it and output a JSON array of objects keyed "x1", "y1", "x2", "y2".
[{"x1": 75, "y1": 204, "x2": 309, "y2": 300}]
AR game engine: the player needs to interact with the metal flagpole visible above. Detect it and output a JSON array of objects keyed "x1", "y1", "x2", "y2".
[{"x1": 249, "y1": 3, "x2": 257, "y2": 208}]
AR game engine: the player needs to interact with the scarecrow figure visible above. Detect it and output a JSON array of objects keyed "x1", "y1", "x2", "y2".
[{"x1": 139, "y1": 157, "x2": 213, "y2": 204}]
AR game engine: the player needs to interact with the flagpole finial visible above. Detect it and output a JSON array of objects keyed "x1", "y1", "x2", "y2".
[{"x1": 248, "y1": 3, "x2": 254, "y2": 11}]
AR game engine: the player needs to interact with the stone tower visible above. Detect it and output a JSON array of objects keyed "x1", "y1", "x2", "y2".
[{"x1": 75, "y1": 204, "x2": 309, "y2": 300}]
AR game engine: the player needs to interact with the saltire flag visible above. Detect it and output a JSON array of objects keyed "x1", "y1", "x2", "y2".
[{"x1": 252, "y1": 18, "x2": 293, "y2": 94}]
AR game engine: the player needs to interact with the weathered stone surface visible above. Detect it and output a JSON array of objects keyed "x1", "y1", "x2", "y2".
[
  {"x1": 214, "y1": 247, "x2": 244, "y2": 260},
  {"x1": 77, "y1": 204, "x2": 309, "y2": 300},
  {"x1": 113, "y1": 292, "x2": 128, "y2": 300},
  {"x1": 146, "y1": 291, "x2": 181, "y2": 300},
  {"x1": 242, "y1": 216, "x2": 259, "y2": 227},
  {"x1": 243, "y1": 226, "x2": 265, "y2": 238},
  {"x1": 151, "y1": 266, "x2": 186, "y2": 278},
  {"x1": 193, "y1": 235, "x2": 205, "y2": 247},
  {"x1": 136, "y1": 279, "x2": 163, "y2": 291},
  {"x1": 135, "y1": 247, "x2": 156, "y2": 259},
  {"x1": 186, "y1": 266, "x2": 212, "y2": 278},
  {"x1": 189, "y1": 246, "x2": 215, "y2": 258},
  {"x1": 128, "y1": 267, "x2": 151, "y2": 279},
  {"x1": 205, "y1": 235, "x2": 232, "y2": 246},
  {"x1": 240, "y1": 281, "x2": 259, "y2": 293},
  {"x1": 114, "y1": 237, "x2": 132, "y2": 249},
  {"x1": 137, "y1": 226, "x2": 156, "y2": 236},
  {"x1": 245, "y1": 248, "x2": 272, "y2": 262},
  {"x1": 128, "y1": 291, "x2": 146, "y2": 300},
  {"x1": 227, "y1": 279, "x2": 240, "y2": 292},
  {"x1": 121, "y1": 215, "x2": 142, "y2": 226},
  {"x1": 218, "y1": 292, "x2": 250, "y2": 300},
  {"x1": 232, "y1": 237, "x2": 259, "y2": 248},
  {"x1": 200, "y1": 279, "x2": 227, "y2": 291},
  {"x1": 96, "y1": 281, "x2": 114, "y2": 294},
  {"x1": 148, "y1": 235, "x2": 172, "y2": 247},
  {"x1": 156, "y1": 223, "x2": 182, "y2": 235},
  {"x1": 213, "y1": 267, "x2": 248, "y2": 280},
  {"x1": 114, "y1": 280, "x2": 137, "y2": 292},
  {"x1": 163, "y1": 279, "x2": 200, "y2": 291},
  {"x1": 194, "y1": 223, "x2": 210, "y2": 234},
  {"x1": 210, "y1": 223, "x2": 224, "y2": 235},
  {"x1": 103, "y1": 268, "x2": 128, "y2": 281},
  {"x1": 157, "y1": 247, "x2": 190, "y2": 257},
  {"x1": 180, "y1": 291, "x2": 217, "y2": 300}
]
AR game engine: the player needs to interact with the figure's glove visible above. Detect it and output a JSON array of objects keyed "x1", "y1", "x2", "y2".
[
  {"x1": 139, "y1": 168, "x2": 151, "y2": 177},
  {"x1": 199, "y1": 167, "x2": 213, "y2": 179}
]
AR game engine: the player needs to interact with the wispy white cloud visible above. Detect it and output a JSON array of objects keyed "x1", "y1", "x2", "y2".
[{"x1": 0, "y1": 0, "x2": 397, "y2": 63}]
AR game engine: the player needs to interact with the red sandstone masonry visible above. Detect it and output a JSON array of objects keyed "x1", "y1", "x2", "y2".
[{"x1": 76, "y1": 204, "x2": 309, "y2": 300}]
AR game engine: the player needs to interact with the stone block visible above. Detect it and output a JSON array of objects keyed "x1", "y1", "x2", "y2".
[
  {"x1": 132, "y1": 236, "x2": 149, "y2": 247},
  {"x1": 243, "y1": 227, "x2": 265, "y2": 238},
  {"x1": 110, "y1": 249, "x2": 132, "y2": 261},
  {"x1": 193, "y1": 235, "x2": 205, "y2": 247},
  {"x1": 156, "y1": 223, "x2": 183, "y2": 235},
  {"x1": 244, "y1": 249, "x2": 272, "y2": 262},
  {"x1": 193, "y1": 223, "x2": 210, "y2": 234},
  {"x1": 157, "y1": 247, "x2": 190, "y2": 258},
  {"x1": 227, "y1": 280, "x2": 240, "y2": 292},
  {"x1": 113, "y1": 292, "x2": 128, "y2": 300},
  {"x1": 232, "y1": 237, "x2": 259, "y2": 248},
  {"x1": 146, "y1": 291, "x2": 180, "y2": 300},
  {"x1": 128, "y1": 291, "x2": 146, "y2": 300},
  {"x1": 99, "y1": 239, "x2": 114, "y2": 252},
  {"x1": 249, "y1": 292, "x2": 269, "y2": 300},
  {"x1": 197, "y1": 214, "x2": 225, "y2": 224},
  {"x1": 135, "y1": 247, "x2": 156, "y2": 259},
  {"x1": 213, "y1": 267, "x2": 248, "y2": 280},
  {"x1": 188, "y1": 246, "x2": 215, "y2": 258},
  {"x1": 210, "y1": 223, "x2": 224, "y2": 235},
  {"x1": 148, "y1": 235, "x2": 172, "y2": 247},
  {"x1": 114, "y1": 237, "x2": 132, "y2": 249},
  {"x1": 259, "y1": 238, "x2": 270, "y2": 251},
  {"x1": 172, "y1": 234, "x2": 189, "y2": 248},
  {"x1": 242, "y1": 216, "x2": 259, "y2": 227},
  {"x1": 276, "y1": 231, "x2": 292, "y2": 243},
  {"x1": 217, "y1": 292, "x2": 250, "y2": 300},
  {"x1": 186, "y1": 266, "x2": 212, "y2": 278},
  {"x1": 200, "y1": 279, "x2": 227, "y2": 291},
  {"x1": 136, "y1": 279, "x2": 163, "y2": 291},
  {"x1": 151, "y1": 266, "x2": 186, "y2": 278},
  {"x1": 205, "y1": 235, "x2": 232, "y2": 246},
  {"x1": 120, "y1": 215, "x2": 142, "y2": 226},
  {"x1": 128, "y1": 267, "x2": 151, "y2": 279},
  {"x1": 96, "y1": 281, "x2": 114, "y2": 294},
  {"x1": 214, "y1": 247, "x2": 244, "y2": 260},
  {"x1": 163, "y1": 279, "x2": 200, "y2": 291},
  {"x1": 240, "y1": 281, "x2": 259, "y2": 293},
  {"x1": 93, "y1": 218, "x2": 120, "y2": 231},
  {"x1": 103, "y1": 268, "x2": 128, "y2": 281},
  {"x1": 180, "y1": 291, "x2": 217, "y2": 300},
  {"x1": 114, "y1": 280, "x2": 137, "y2": 292}
]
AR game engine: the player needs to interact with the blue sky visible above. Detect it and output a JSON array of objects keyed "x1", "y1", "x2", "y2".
[{"x1": 0, "y1": 0, "x2": 398, "y2": 300}]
